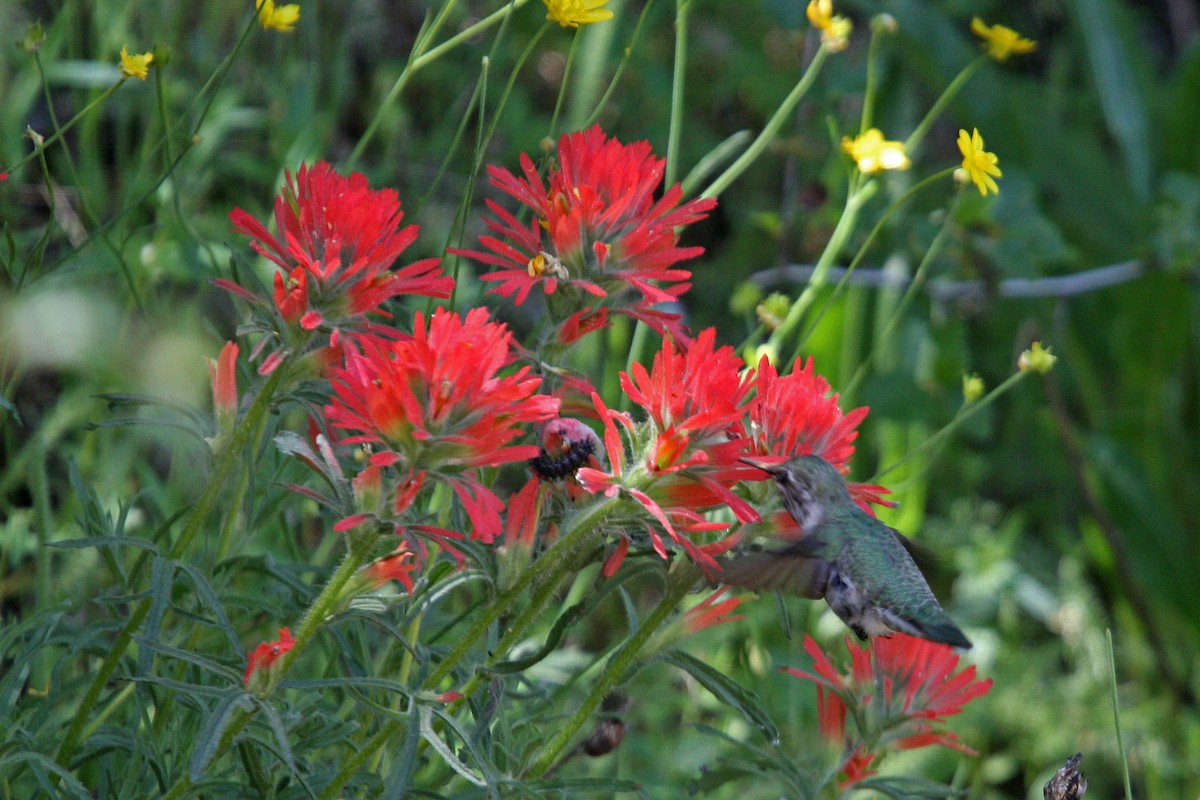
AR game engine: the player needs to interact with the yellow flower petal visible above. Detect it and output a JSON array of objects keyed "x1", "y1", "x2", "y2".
[
  {"x1": 257, "y1": 0, "x2": 301, "y2": 32},
  {"x1": 971, "y1": 17, "x2": 1036, "y2": 62},
  {"x1": 118, "y1": 45, "x2": 154, "y2": 81},
  {"x1": 807, "y1": 0, "x2": 852, "y2": 51},
  {"x1": 956, "y1": 128, "x2": 1002, "y2": 196},
  {"x1": 841, "y1": 128, "x2": 910, "y2": 174},
  {"x1": 543, "y1": 0, "x2": 614, "y2": 28}
]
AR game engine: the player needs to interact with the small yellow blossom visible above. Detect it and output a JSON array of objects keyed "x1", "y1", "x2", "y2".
[
  {"x1": 962, "y1": 373, "x2": 985, "y2": 403},
  {"x1": 119, "y1": 46, "x2": 154, "y2": 81},
  {"x1": 543, "y1": 0, "x2": 613, "y2": 28},
  {"x1": 1018, "y1": 342, "x2": 1057, "y2": 373},
  {"x1": 971, "y1": 17, "x2": 1037, "y2": 62},
  {"x1": 807, "y1": 0, "x2": 852, "y2": 52},
  {"x1": 257, "y1": 0, "x2": 301, "y2": 32},
  {"x1": 841, "y1": 128, "x2": 911, "y2": 174},
  {"x1": 956, "y1": 128, "x2": 1002, "y2": 196}
]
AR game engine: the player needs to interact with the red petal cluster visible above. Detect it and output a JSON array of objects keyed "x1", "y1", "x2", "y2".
[
  {"x1": 747, "y1": 356, "x2": 891, "y2": 512},
  {"x1": 220, "y1": 162, "x2": 453, "y2": 370},
  {"x1": 454, "y1": 126, "x2": 717, "y2": 341},
  {"x1": 576, "y1": 331, "x2": 754, "y2": 574},
  {"x1": 325, "y1": 307, "x2": 559, "y2": 541},
  {"x1": 243, "y1": 627, "x2": 295, "y2": 690},
  {"x1": 785, "y1": 633, "x2": 992, "y2": 769}
]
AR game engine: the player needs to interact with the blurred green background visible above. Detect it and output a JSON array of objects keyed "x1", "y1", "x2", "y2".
[{"x1": 2, "y1": 0, "x2": 1199, "y2": 797}]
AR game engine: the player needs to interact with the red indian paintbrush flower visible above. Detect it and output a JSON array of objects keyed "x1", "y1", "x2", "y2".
[
  {"x1": 325, "y1": 307, "x2": 559, "y2": 542},
  {"x1": 207, "y1": 341, "x2": 239, "y2": 441},
  {"x1": 453, "y1": 126, "x2": 717, "y2": 341},
  {"x1": 243, "y1": 627, "x2": 295, "y2": 694},
  {"x1": 219, "y1": 162, "x2": 453, "y2": 372},
  {"x1": 575, "y1": 330, "x2": 752, "y2": 574},
  {"x1": 745, "y1": 356, "x2": 892, "y2": 513},
  {"x1": 786, "y1": 632, "x2": 992, "y2": 765}
]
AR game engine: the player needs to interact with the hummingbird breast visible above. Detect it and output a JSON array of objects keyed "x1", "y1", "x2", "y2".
[{"x1": 825, "y1": 569, "x2": 913, "y2": 640}]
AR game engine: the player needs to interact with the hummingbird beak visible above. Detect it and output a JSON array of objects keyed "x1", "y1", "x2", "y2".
[{"x1": 738, "y1": 456, "x2": 777, "y2": 474}]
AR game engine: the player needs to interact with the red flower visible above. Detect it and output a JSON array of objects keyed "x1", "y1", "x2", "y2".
[
  {"x1": 682, "y1": 587, "x2": 746, "y2": 633},
  {"x1": 503, "y1": 478, "x2": 547, "y2": 550},
  {"x1": 325, "y1": 307, "x2": 559, "y2": 542},
  {"x1": 360, "y1": 547, "x2": 418, "y2": 593},
  {"x1": 868, "y1": 632, "x2": 994, "y2": 725},
  {"x1": 207, "y1": 341, "x2": 239, "y2": 436},
  {"x1": 453, "y1": 126, "x2": 717, "y2": 341},
  {"x1": 219, "y1": 162, "x2": 453, "y2": 371},
  {"x1": 243, "y1": 627, "x2": 295, "y2": 692},
  {"x1": 746, "y1": 356, "x2": 892, "y2": 512},
  {"x1": 575, "y1": 330, "x2": 751, "y2": 574},
  {"x1": 785, "y1": 633, "x2": 992, "y2": 758},
  {"x1": 839, "y1": 746, "x2": 878, "y2": 788}
]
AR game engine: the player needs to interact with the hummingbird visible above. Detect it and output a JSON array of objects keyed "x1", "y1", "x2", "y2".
[{"x1": 722, "y1": 455, "x2": 972, "y2": 649}]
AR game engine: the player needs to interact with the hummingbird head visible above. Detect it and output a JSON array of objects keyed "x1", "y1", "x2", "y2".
[{"x1": 740, "y1": 455, "x2": 852, "y2": 531}]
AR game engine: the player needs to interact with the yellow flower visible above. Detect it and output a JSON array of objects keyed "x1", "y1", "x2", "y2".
[
  {"x1": 118, "y1": 46, "x2": 154, "y2": 81},
  {"x1": 257, "y1": 0, "x2": 301, "y2": 32},
  {"x1": 962, "y1": 373, "x2": 985, "y2": 403},
  {"x1": 956, "y1": 128, "x2": 1001, "y2": 195},
  {"x1": 807, "y1": 0, "x2": 852, "y2": 52},
  {"x1": 1018, "y1": 342, "x2": 1057, "y2": 373},
  {"x1": 841, "y1": 128, "x2": 910, "y2": 174},
  {"x1": 971, "y1": 17, "x2": 1036, "y2": 62},
  {"x1": 543, "y1": 0, "x2": 613, "y2": 28}
]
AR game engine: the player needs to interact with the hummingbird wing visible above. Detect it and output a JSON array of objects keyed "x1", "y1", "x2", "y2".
[
  {"x1": 719, "y1": 538, "x2": 832, "y2": 599},
  {"x1": 839, "y1": 520, "x2": 972, "y2": 649}
]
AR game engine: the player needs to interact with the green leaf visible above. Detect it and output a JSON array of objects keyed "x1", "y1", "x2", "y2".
[
  {"x1": 659, "y1": 651, "x2": 779, "y2": 743},
  {"x1": 855, "y1": 775, "x2": 959, "y2": 798},
  {"x1": 0, "y1": 751, "x2": 93, "y2": 799},
  {"x1": 379, "y1": 700, "x2": 421, "y2": 800},
  {"x1": 190, "y1": 691, "x2": 255, "y2": 781},
  {"x1": 1070, "y1": 0, "x2": 1153, "y2": 202}
]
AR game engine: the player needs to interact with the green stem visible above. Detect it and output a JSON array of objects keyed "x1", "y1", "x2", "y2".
[
  {"x1": 859, "y1": 19, "x2": 883, "y2": 134},
  {"x1": 274, "y1": 526, "x2": 385, "y2": 678},
  {"x1": 424, "y1": 493, "x2": 618, "y2": 689},
  {"x1": 1106, "y1": 629, "x2": 1135, "y2": 800},
  {"x1": 55, "y1": 364, "x2": 286, "y2": 768},
  {"x1": 701, "y1": 44, "x2": 829, "y2": 199},
  {"x1": 795, "y1": 168, "x2": 956, "y2": 356},
  {"x1": 6, "y1": 85, "x2": 121, "y2": 178},
  {"x1": 904, "y1": 56, "x2": 985, "y2": 156},
  {"x1": 315, "y1": 494, "x2": 621, "y2": 800},
  {"x1": 159, "y1": 527, "x2": 384, "y2": 800},
  {"x1": 548, "y1": 30, "x2": 582, "y2": 139},
  {"x1": 665, "y1": 0, "x2": 689, "y2": 187},
  {"x1": 348, "y1": 0, "x2": 532, "y2": 169},
  {"x1": 871, "y1": 370, "x2": 1030, "y2": 482},
  {"x1": 768, "y1": 180, "x2": 875, "y2": 363},
  {"x1": 842, "y1": 199, "x2": 956, "y2": 400},
  {"x1": 525, "y1": 567, "x2": 696, "y2": 777}
]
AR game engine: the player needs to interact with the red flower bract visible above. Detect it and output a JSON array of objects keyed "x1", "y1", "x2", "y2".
[
  {"x1": 747, "y1": 356, "x2": 891, "y2": 512},
  {"x1": 227, "y1": 162, "x2": 453, "y2": 331},
  {"x1": 575, "y1": 330, "x2": 752, "y2": 574},
  {"x1": 785, "y1": 633, "x2": 992, "y2": 758},
  {"x1": 243, "y1": 627, "x2": 295, "y2": 690},
  {"x1": 453, "y1": 126, "x2": 717, "y2": 341},
  {"x1": 325, "y1": 307, "x2": 560, "y2": 541}
]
